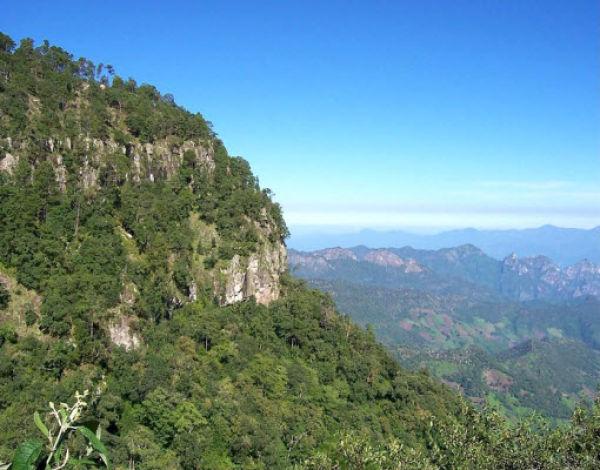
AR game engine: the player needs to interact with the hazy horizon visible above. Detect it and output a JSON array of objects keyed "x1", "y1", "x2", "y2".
[
  {"x1": 289, "y1": 222, "x2": 600, "y2": 238},
  {"x1": 287, "y1": 224, "x2": 600, "y2": 265}
]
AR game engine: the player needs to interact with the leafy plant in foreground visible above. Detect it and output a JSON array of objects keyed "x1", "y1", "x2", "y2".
[{"x1": 10, "y1": 390, "x2": 109, "y2": 470}]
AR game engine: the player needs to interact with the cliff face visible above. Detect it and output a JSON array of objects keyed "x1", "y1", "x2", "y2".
[
  {"x1": 288, "y1": 247, "x2": 424, "y2": 275},
  {"x1": 221, "y1": 241, "x2": 287, "y2": 305},
  {"x1": 1, "y1": 135, "x2": 215, "y2": 188},
  {"x1": 1, "y1": 134, "x2": 286, "y2": 308},
  {"x1": 500, "y1": 254, "x2": 600, "y2": 301}
]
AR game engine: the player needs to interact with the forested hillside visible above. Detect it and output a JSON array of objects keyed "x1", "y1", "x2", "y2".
[{"x1": 2, "y1": 33, "x2": 600, "y2": 469}]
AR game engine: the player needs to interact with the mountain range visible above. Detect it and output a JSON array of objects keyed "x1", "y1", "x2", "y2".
[
  {"x1": 289, "y1": 225, "x2": 600, "y2": 266},
  {"x1": 290, "y1": 245, "x2": 600, "y2": 419},
  {"x1": 289, "y1": 245, "x2": 600, "y2": 301}
]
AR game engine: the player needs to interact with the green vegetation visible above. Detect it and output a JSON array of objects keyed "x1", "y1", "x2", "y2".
[
  {"x1": 10, "y1": 390, "x2": 109, "y2": 470},
  {"x1": 0, "y1": 277, "x2": 467, "y2": 468},
  {"x1": 299, "y1": 400, "x2": 600, "y2": 469},
  {"x1": 405, "y1": 338, "x2": 600, "y2": 422},
  {"x1": 3, "y1": 32, "x2": 600, "y2": 468}
]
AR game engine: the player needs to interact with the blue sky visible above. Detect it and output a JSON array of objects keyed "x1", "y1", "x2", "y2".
[{"x1": 3, "y1": 0, "x2": 599, "y2": 232}]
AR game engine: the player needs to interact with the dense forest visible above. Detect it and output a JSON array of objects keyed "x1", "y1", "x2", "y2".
[{"x1": 1, "y1": 33, "x2": 600, "y2": 469}]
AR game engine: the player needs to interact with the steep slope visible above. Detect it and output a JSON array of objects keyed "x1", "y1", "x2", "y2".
[{"x1": 0, "y1": 34, "x2": 467, "y2": 468}]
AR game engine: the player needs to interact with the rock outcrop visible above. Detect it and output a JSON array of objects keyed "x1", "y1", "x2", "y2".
[
  {"x1": 108, "y1": 316, "x2": 141, "y2": 351},
  {"x1": 364, "y1": 249, "x2": 423, "y2": 272},
  {"x1": 0, "y1": 136, "x2": 215, "y2": 188},
  {"x1": 221, "y1": 240, "x2": 287, "y2": 306},
  {"x1": 288, "y1": 247, "x2": 424, "y2": 275},
  {"x1": 500, "y1": 254, "x2": 600, "y2": 300}
]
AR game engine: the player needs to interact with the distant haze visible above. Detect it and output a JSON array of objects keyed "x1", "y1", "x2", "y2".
[{"x1": 287, "y1": 225, "x2": 600, "y2": 266}]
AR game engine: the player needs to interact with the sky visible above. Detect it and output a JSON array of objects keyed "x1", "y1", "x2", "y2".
[{"x1": 2, "y1": 0, "x2": 599, "y2": 234}]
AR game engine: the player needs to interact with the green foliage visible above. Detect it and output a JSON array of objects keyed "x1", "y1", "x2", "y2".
[
  {"x1": 24, "y1": 308, "x2": 36, "y2": 327},
  {"x1": 0, "y1": 325, "x2": 17, "y2": 348},
  {"x1": 11, "y1": 391, "x2": 109, "y2": 469},
  {"x1": 11, "y1": 439, "x2": 42, "y2": 470},
  {"x1": 299, "y1": 400, "x2": 600, "y2": 469},
  {"x1": 0, "y1": 277, "x2": 467, "y2": 468},
  {"x1": 4, "y1": 31, "x2": 600, "y2": 469}
]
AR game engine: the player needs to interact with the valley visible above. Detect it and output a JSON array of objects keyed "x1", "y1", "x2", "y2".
[{"x1": 290, "y1": 245, "x2": 600, "y2": 420}]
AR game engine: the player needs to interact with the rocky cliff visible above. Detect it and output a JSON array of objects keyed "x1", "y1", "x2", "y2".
[
  {"x1": 500, "y1": 254, "x2": 600, "y2": 301},
  {"x1": 1, "y1": 135, "x2": 215, "y2": 188},
  {"x1": 1, "y1": 132, "x2": 287, "y2": 308},
  {"x1": 221, "y1": 242, "x2": 287, "y2": 305},
  {"x1": 289, "y1": 247, "x2": 425, "y2": 272}
]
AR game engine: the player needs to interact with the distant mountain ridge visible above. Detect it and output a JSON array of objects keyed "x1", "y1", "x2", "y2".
[
  {"x1": 289, "y1": 244, "x2": 600, "y2": 301},
  {"x1": 289, "y1": 244, "x2": 600, "y2": 419},
  {"x1": 289, "y1": 225, "x2": 600, "y2": 266}
]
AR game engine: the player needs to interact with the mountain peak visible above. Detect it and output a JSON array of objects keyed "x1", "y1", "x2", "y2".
[
  {"x1": 0, "y1": 35, "x2": 289, "y2": 321},
  {"x1": 315, "y1": 247, "x2": 358, "y2": 261},
  {"x1": 451, "y1": 243, "x2": 486, "y2": 255},
  {"x1": 362, "y1": 249, "x2": 424, "y2": 272}
]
